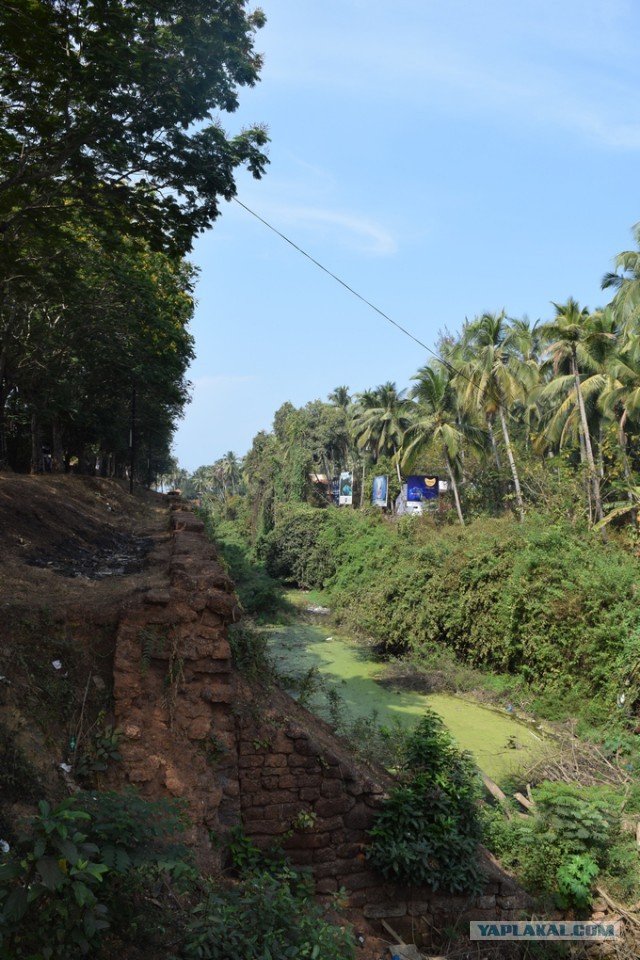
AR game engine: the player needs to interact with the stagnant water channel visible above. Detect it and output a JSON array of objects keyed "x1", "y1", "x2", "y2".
[{"x1": 262, "y1": 602, "x2": 546, "y2": 784}]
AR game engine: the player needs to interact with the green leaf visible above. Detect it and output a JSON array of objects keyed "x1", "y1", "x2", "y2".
[
  {"x1": 72, "y1": 880, "x2": 95, "y2": 907},
  {"x1": 36, "y1": 856, "x2": 65, "y2": 890},
  {"x1": 0, "y1": 861, "x2": 21, "y2": 882},
  {"x1": 2, "y1": 886, "x2": 28, "y2": 922},
  {"x1": 58, "y1": 838, "x2": 79, "y2": 863}
]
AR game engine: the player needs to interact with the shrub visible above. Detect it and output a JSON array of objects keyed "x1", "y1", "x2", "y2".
[
  {"x1": 261, "y1": 502, "x2": 336, "y2": 588},
  {"x1": 203, "y1": 514, "x2": 284, "y2": 616},
  {"x1": 0, "y1": 792, "x2": 191, "y2": 958},
  {"x1": 481, "y1": 781, "x2": 632, "y2": 912},
  {"x1": 367, "y1": 711, "x2": 483, "y2": 893}
]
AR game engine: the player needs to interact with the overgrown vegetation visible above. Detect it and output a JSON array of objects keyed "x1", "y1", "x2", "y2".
[
  {"x1": 222, "y1": 502, "x2": 640, "y2": 726},
  {"x1": 204, "y1": 491, "x2": 640, "y2": 917},
  {"x1": 0, "y1": 794, "x2": 356, "y2": 960},
  {"x1": 180, "y1": 830, "x2": 354, "y2": 960},
  {"x1": 367, "y1": 711, "x2": 484, "y2": 893},
  {"x1": 0, "y1": 1, "x2": 268, "y2": 480},
  {"x1": 482, "y1": 781, "x2": 640, "y2": 912}
]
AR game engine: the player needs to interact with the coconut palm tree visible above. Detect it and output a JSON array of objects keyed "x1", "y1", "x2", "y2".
[
  {"x1": 327, "y1": 385, "x2": 351, "y2": 410},
  {"x1": 454, "y1": 312, "x2": 533, "y2": 520},
  {"x1": 401, "y1": 363, "x2": 486, "y2": 525},
  {"x1": 602, "y1": 222, "x2": 640, "y2": 337},
  {"x1": 220, "y1": 450, "x2": 241, "y2": 497},
  {"x1": 538, "y1": 299, "x2": 615, "y2": 524},
  {"x1": 352, "y1": 381, "x2": 414, "y2": 480}
]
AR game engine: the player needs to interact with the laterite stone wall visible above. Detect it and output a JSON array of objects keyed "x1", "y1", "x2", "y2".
[{"x1": 111, "y1": 501, "x2": 530, "y2": 933}]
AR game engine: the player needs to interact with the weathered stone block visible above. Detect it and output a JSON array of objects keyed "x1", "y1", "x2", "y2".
[
  {"x1": 242, "y1": 819, "x2": 286, "y2": 835},
  {"x1": 278, "y1": 775, "x2": 297, "y2": 789},
  {"x1": 145, "y1": 589, "x2": 171, "y2": 605},
  {"x1": 312, "y1": 847, "x2": 337, "y2": 864},
  {"x1": 336, "y1": 871, "x2": 374, "y2": 892},
  {"x1": 289, "y1": 755, "x2": 321, "y2": 770},
  {"x1": 295, "y1": 774, "x2": 322, "y2": 788},
  {"x1": 221, "y1": 779, "x2": 240, "y2": 798},
  {"x1": 336, "y1": 842, "x2": 363, "y2": 859},
  {"x1": 300, "y1": 788, "x2": 320, "y2": 802},
  {"x1": 238, "y1": 755, "x2": 264, "y2": 768},
  {"x1": 407, "y1": 901, "x2": 432, "y2": 917},
  {"x1": 287, "y1": 834, "x2": 332, "y2": 853},
  {"x1": 264, "y1": 802, "x2": 302, "y2": 820},
  {"x1": 347, "y1": 890, "x2": 368, "y2": 908},
  {"x1": 363, "y1": 901, "x2": 407, "y2": 919},
  {"x1": 287, "y1": 849, "x2": 314, "y2": 866},
  {"x1": 476, "y1": 895, "x2": 497, "y2": 911},
  {"x1": 261, "y1": 775, "x2": 281, "y2": 790},
  {"x1": 314, "y1": 796, "x2": 355, "y2": 818},
  {"x1": 187, "y1": 717, "x2": 211, "y2": 740},
  {"x1": 320, "y1": 780, "x2": 344, "y2": 798},
  {"x1": 263, "y1": 754, "x2": 286, "y2": 768}
]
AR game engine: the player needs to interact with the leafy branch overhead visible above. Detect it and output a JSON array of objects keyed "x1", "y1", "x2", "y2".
[{"x1": 0, "y1": 0, "x2": 269, "y2": 254}]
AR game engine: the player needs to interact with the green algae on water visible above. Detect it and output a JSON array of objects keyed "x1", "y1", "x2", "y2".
[{"x1": 265, "y1": 621, "x2": 543, "y2": 783}]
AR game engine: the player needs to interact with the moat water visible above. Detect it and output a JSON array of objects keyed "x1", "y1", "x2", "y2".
[{"x1": 263, "y1": 613, "x2": 544, "y2": 784}]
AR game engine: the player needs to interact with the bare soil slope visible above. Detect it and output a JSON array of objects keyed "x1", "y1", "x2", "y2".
[
  {"x1": 0, "y1": 473, "x2": 170, "y2": 609},
  {"x1": 0, "y1": 474, "x2": 173, "y2": 809}
]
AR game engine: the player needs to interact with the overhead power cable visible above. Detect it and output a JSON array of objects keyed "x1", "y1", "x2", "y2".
[
  {"x1": 232, "y1": 198, "x2": 449, "y2": 358},
  {"x1": 232, "y1": 197, "x2": 515, "y2": 409}
]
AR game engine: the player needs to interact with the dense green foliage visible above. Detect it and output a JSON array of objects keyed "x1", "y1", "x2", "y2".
[
  {"x1": 0, "y1": 793, "x2": 355, "y2": 960},
  {"x1": 367, "y1": 711, "x2": 483, "y2": 892},
  {"x1": 205, "y1": 515, "x2": 284, "y2": 616},
  {"x1": 0, "y1": 792, "x2": 191, "y2": 958},
  {"x1": 0, "y1": 1, "x2": 267, "y2": 255},
  {"x1": 179, "y1": 863, "x2": 354, "y2": 960},
  {"x1": 482, "y1": 781, "x2": 640, "y2": 911},
  {"x1": 242, "y1": 504, "x2": 640, "y2": 721},
  {"x1": 0, "y1": 1, "x2": 268, "y2": 477}
]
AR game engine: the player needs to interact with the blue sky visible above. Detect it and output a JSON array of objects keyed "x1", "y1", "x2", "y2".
[{"x1": 172, "y1": 0, "x2": 640, "y2": 473}]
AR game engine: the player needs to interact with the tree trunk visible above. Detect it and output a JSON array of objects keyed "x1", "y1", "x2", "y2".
[
  {"x1": 444, "y1": 448, "x2": 464, "y2": 526},
  {"x1": 571, "y1": 349, "x2": 603, "y2": 523},
  {"x1": 51, "y1": 418, "x2": 65, "y2": 472},
  {"x1": 619, "y1": 414, "x2": 638, "y2": 533},
  {"x1": 487, "y1": 416, "x2": 502, "y2": 470},
  {"x1": 498, "y1": 406, "x2": 525, "y2": 521},
  {"x1": 0, "y1": 348, "x2": 8, "y2": 469},
  {"x1": 30, "y1": 413, "x2": 43, "y2": 474}
]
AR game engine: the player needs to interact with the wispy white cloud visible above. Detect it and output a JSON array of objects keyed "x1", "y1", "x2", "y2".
[
  {"x1": 228, "y1": 185, "x2": 399, "y2": 257},
  {"x1": 278, "y1": 205, "x2": 398, "y2": 256}
]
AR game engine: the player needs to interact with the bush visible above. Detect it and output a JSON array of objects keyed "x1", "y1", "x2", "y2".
[
  {"x1": 481, "y1": 781, "x2": 636, "y2": 912},
  {"x1": 0, "y1": 792, "x2": 191, "y2": 958},
  {"x1": 177, "y1": 866, "x2": 354, "y2": 960},
  {"x1": 367, "y1": 711, "x2": 483, "y2": 893},
  {"x1": 203, "y1": 514, "x2": 284, "y2": 616},
  {"x1": 322, "y1": 513, "x2": 640, "y2": 720},
  {"x1": 260, "y1": 502, "x2": 337, "y2": 588}
]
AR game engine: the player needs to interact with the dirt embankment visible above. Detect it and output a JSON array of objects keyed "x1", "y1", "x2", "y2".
[
  {"x1": 0, "y1": 473, "x2": 170, "y2": 607},
  {"x1": 0, "y1": 474, "x2": 173, "y2": 805}
]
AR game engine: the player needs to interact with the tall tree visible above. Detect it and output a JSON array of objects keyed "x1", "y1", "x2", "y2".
[
  {"x1": 401, "y1": 364, "x2": 485, "y2": 525},
  {"x1": 455, "y1": 312, "x2": 531, "y2": 520},
  {"x1": 327, "y1": 386, "x2": 351, "y2": 410},
  {"x1": 352, "y1": 382, "x2": 413, "y2": 479},
  {"x1": 0, "y1": 1, "x2": 269, "y2": 256},
  {"x1": 538, "y1": 299, "x2": 614, "y2": 524},
  {"x1": 602, "y1": 222, "x2": 640, "y2": 338}
]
